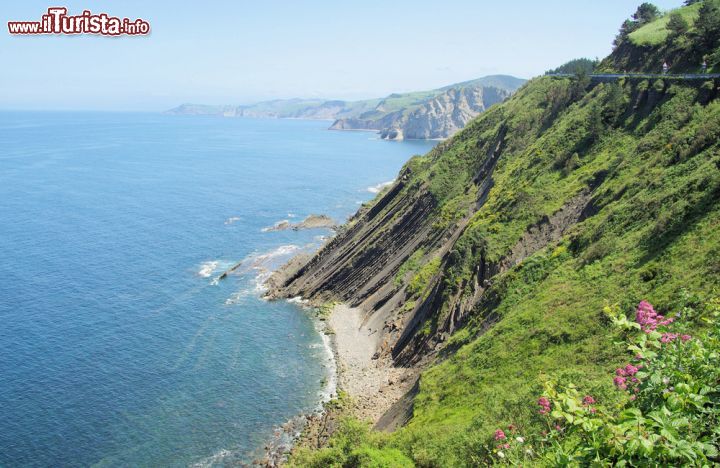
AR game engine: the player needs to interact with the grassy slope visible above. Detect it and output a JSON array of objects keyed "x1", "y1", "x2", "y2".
[
  {"x1": 292, "y1": 76, "x2": 720, "y2": 467},
  {"x1": 629, "y1": 2, "x2": 703, "y2": 46},
  {"x1": 391, "y1": 74, "x2": 720, "y2": 464},
  {"x1": 599, "y1": 0, "x2": 720, "y2": 73}
]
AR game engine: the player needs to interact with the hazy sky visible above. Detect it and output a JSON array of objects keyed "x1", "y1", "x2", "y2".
[{"x1": 1, "y1": 0, "x2": 684, "y2": 111}]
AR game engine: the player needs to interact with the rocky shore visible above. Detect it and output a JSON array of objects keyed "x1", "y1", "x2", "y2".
[
  {"x1": 258, "y1": 265, "x2": 418, "y2": 466},
  {"x1": 327, "y1": 304, "x2": 418, "y2": 423}
]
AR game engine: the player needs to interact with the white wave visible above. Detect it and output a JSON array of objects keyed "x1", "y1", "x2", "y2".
[
  {"x1": 190, "y1": 448, "x2": 236, "y2": 468},
  {"x1": 283, "y1": 297, "x2": 338, "y2": 406},
  {"x1": 287, "y1": 296, "x2": 308, "y2": 305},
  {"x1": 225, "y1": 288, "x2": 256, "y2": 305},
  {"x1": 253, "y1": 244, "x2": 300, "y2": 262},
  {"x1": 223, "y1": 216, "x2": 241, "y2": 225},
  {"x1": 316, "y1": 319, "x2": 338, "y2": 405},
  {"x1": 366, "y1": 179, "x2": 394, "y2": 194},
  {"x1": 197, "y1": 261, "x2": 219, "y2": 278},
  {"x1": 223, "y1": 245, "x2": 300, "y2": 303}
]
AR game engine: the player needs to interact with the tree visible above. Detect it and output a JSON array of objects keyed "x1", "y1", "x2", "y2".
[
  {"x1": 545, "y1": 58, "x2": 599, "y2": 76},
  {"x1": 695, "y1": 0, "x2": 720, "y2": 50},
  {"x1": 613, "y1": 4, "x2": 660, "y2": 49},
  {"x1": 614, "y1": 19, "x2": 642, "y2": 48},
  {"x1": 684, "y1": 0, "x2": 702, "y2": 5},
  {"x1": 667, "y1": 12, "x2": 690, "y2": 37},
  {"x1": 633, "y1": 3, "x2": 661, "y2": 24}
]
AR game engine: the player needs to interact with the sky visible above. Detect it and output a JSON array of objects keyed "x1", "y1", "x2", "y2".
[{"x1": 1, "y1": 0, "x2": 685, "y2": 111}]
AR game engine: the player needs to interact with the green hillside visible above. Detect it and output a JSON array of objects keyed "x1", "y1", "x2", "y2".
[
  {"x1": 601, "y1": 0, "x2": 720, "y2": 73},
  {"x1": 629, "y1": 2, "x2": 703, "y2": 46},
  {"x1": 286, "y1": 3, "x2": 720, "y2": 466}
]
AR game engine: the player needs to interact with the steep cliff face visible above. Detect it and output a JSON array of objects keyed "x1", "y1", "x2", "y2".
[
  {"x1": 270, "y1": 72, "x2": 720, "y2": 448},
  {"x1": 330, "y1": 86, "x2": 511, "y2": 140},
  {"x1": 280, "y1": 6, "x2": 720, "y2": 465}
]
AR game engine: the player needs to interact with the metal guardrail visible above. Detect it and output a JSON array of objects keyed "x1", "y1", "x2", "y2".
[{"x1": 547, "y1": 73, "x2": 720, "y2": 80}]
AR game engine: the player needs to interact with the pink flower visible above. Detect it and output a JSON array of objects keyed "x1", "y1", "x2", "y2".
[
  {"x1": 681, "y1": 334, "x2": 692, "y2": 342},
  {"x1": 624, "y1": 364, "x2": 639, "y2": 376},
  {"x1": 537, "y1": 397, "x2": 551, "y2": 415},
  {"x1": 660, "y1": 333, "x2": 678, "y2": 343},
  {"x1": 630, "y1": 395, "x2": 636, "y2": 401},
  {"x1": 502, "y1": 443, "x2": 510, "y2": 450},
  {"x1": 494, "y1": 429, "x2": 506, "y2": 441},
  {"x1": 616, "y1": 368, "x2": 627, "y2": 377},
  {"x1": 614, "y1": 376, "x2": 627, "y2": 390},
  {"x1": 635, "y1": 300, "x2": 674, "y2": 333},
  {"x1": 590, "y1": 407, "x2": 597, "y2": 414},
  {"x1": 582, "y1": 395, "x2": 595, "y2": 406}
]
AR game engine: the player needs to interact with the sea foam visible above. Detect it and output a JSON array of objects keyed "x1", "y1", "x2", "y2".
[{"x1": 366, "y1": 179, "x2": 394, "y2": 194}]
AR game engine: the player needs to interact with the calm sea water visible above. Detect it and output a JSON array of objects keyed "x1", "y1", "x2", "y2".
[{"x1": 0, "y1": 112, "x2": 435, "y2": 467}]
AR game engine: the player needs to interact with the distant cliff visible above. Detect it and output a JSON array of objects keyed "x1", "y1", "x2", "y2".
[
  {"x1": 330, "y1": 84, "x2": 513, "y2": 140},
  {"x1": 165, "y1": 75, "x2": 525, "y2": 140}
]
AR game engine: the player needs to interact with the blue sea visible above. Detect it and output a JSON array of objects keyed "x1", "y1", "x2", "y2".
[{"x1": 0, "y1": 112, "x2": 435, "y2": 467}]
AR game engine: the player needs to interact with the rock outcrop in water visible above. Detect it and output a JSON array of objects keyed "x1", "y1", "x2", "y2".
[{"x1": 262, "y1": 214, "x2": 336, "y2": 232}]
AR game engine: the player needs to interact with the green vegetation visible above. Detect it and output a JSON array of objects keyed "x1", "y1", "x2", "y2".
[
  {"x1": 484, "y1": 298, "x2": 720, "y2": 465},
  {"x1": 290, "y1": 416, "x2": 414, "y2": 467},
  {"x1": 603, "y1": 0, "x2": 720, "y2": 72},
  {"x1": 290, "y1": 4, "x2": 720, "y2": 466},
  {"x1": 545, "y1": 58, "x2": 599, "y2": 76},
  {"x1": 629, "y1": 2, "x2": 702, "y2": 45},
  {"x1": 394, "y1": 250, "x2": 426, "y2": 288},
  {"x1": 407, "y1": 257, "x2": 442, "y2": 299}
]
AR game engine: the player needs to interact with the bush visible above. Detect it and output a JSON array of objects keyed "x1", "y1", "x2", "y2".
[
  {"x1": 348, "y1": 447, "x2": 414, "y2": 467},
  {"x1": 480, "y1": 297, "x2": 720, "y2": 465}
]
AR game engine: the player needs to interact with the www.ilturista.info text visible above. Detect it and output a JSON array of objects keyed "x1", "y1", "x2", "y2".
[{"x1": 8, "y1": 8, "x2": 150, "y2": 36}]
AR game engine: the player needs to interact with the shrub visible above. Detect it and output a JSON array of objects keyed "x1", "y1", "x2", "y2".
[{"x1": 480, "y1": 298, "x2": 720, "y2": 465}]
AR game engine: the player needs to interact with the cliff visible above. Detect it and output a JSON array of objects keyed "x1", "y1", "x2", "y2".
[
  {"x1": 165, "y1": 75, "x2": 525, "y2": 140},
  {"x1": 272, "y1": 5, "x2": 720, "y2": 464},
  {"x1": 329, "y1": 84, "x2": 511, "y2": 140}
]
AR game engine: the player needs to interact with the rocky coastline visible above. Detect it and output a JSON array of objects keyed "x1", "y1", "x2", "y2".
[{"x1": 257, "y1": 249, "x2": 419, "y2": 466}]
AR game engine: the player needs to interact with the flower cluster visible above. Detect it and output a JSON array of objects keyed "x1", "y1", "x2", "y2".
[
  {"x1": 613, "y1": 363, "x2": 641, "y2": 391},
  {"x1": 537, "y1": 397, "x2": 551, "y2": 415},
  {"x1": 635, "y1": 300, "x2": 673, "y2": 332},
  {"x1": 492, "y1": 424, "x2": 528, "y2": 460},
  {"x1": 659, "y1": 332, "x2": 692, "y2": 343},
  {"x1": 582, "y1": 395, "x2": 597, "y2": 413},
  {"x1": 484, "y1": 297, "x2": 720, "y2": 466},
  {"x1": 615, "y1": 302, "x2": 692, "y2": 392}
]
